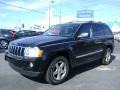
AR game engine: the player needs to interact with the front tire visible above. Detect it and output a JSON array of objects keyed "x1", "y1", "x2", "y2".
[
  {"x1": 101, "y1": 48, "x2": 112, "y2": 65},
  {"x1": 0, "y1": 40, "x2": 9, "y2": 49},
  {"x1": 46, "y1": 56, "x2": 69, "y2": 85}
]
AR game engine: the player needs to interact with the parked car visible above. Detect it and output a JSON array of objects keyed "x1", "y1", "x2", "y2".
[
  {"x1": 114, "y1": 33, "x2": 120, "y2": 41},
  {"x1": 0, "y1": 29, "x2": 16, "y2": 49},
  {"x1": 8, "y1": 30, "x2": 16, "y2": 34},
  {"x1": 5, "y1": 21, "x2": 114, "y2": 85},
  {"x1": 36, "y1": 31, "x2": 44, "y2": 35},
  {"x1": 15, "y1": 30, "x2": 38, "y2": 38}
]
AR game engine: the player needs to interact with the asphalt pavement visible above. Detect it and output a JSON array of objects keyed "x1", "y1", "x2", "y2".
[{"x1": 0, "y1": 41, "x2": 120, "y2": 90}]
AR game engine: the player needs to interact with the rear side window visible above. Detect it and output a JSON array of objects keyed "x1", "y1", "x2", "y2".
[
  {"x1": 1, "y1": 30, "x2": 11, "y2": 35},
  {"x1": 79, "y1": 23, "x2": 91, "y2": 37},
  {"x1": 92, "y1": 24, "x2": 105, "y2": 37},
  {"x1": 16, "y1": 31, "x2": 25, "y2": 35},
  {"x1": 103, "y1": 25, "x2": 113, "y2": 36},
  {"x1": 27, "y1": 31, "x2": 36, "y2": 35}
]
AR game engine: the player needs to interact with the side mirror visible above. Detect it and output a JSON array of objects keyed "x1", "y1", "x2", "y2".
[{"x1": 78, "y1": 33, "x2": 89, "y2": 38}]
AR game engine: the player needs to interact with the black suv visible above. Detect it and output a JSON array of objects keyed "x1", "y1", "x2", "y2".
[{"x1": 5, "y1": 21, "x2": 114, "y2": 84}]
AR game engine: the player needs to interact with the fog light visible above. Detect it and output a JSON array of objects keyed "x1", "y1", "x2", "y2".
[{"x1": 30, "y1": 62, "x2": 33, "y2": 68}]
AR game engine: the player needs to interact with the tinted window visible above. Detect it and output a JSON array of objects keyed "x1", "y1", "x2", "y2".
[
  {"x1": 103, "y1": 25, "x2": 113, "y2": 36},
  {"x1": 27, "y1": 31, "x2": 36, "y2": 35},
  {"x1": 79, "y1": 23, "x2": 91, "y2": 37},
  {"x1": 92, "y1": 24, "x2": 105, "y2": 37},
  {"x1": 1, "y1": 30, "x2": 11, "y2": 35},
  {"x1": 16, "y1": 30, "x2": 35, "y2": 36},
  {"x1": 44, "y1": 24, "x2": 80, "y2": 37},
  {"x1": 16, "y1": 31, "x2": 25, "y2": 35}
]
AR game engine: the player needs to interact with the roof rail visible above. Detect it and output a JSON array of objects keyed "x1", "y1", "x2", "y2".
[
  {"x1": 66, "y1": 21, "x2": 106, "y2": 25},
  {"x1": 96, "y1": 22, "x2": 106, "y2": 25},
  {"x1": 67, "y1": 21, "x2": 94, "y2": 24}
]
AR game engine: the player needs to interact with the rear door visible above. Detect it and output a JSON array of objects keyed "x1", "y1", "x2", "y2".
[
  {"x1": 103, "y1": 25, "x2": 114, "y2": 52},
  {"x1": 91, "y1": 23, "x2": 105, "y2": 60}
]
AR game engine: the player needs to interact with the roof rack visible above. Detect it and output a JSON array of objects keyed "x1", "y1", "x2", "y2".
[
  {"x1": 67, "y1": 21, "x2": 94, "y2": 23},
  {"x1": 66, "y1": 21, "x2": 106, "y2": 25}
]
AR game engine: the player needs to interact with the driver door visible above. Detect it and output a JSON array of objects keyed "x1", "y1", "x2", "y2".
[{"x1": 74, "y1": 23, "x2": 95, "y2": 65}]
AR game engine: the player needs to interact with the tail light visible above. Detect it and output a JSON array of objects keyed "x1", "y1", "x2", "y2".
[{"x1": 10, "y1": 32, "x2": 15, "y2": 38}]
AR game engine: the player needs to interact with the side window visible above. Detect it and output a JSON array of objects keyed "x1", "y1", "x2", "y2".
[
  {"x1": 92, "y1": 24, "x2": 104, "y2": 37},
  {"x1": 1, "y1": 30, "x2": 4, "y2": 34},
  {"x1": 104, "y1": 25, "x2": 113, "y2": 36},
  {"x1": 1, "y1": 30, "x2": 8, "y2": 34},
  {"x1": 79, "y1": 24, "x2": 91, "y2": 37}
]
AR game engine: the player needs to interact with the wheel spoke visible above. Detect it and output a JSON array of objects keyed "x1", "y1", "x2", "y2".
[
  {"x1": 56, "y1": 73, "x2": 61, "y2": 80},
  {"x1": 61, "y1": 69, "x2": 65, "y2": 74},
  {"x1": 53, "y1": 70, "x2": 58, "y2": 76},
  {"x1": 60, "y1": 62, "x2": 64, "y2": 68},
  {"x1": 55, "y1": 63, "x2": 60, "y2": 69}
]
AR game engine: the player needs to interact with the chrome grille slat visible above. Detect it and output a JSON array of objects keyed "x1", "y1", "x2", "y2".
[
  {"x1": 9, "y1": 46, "x2": 11, "y2": 53},
  {"x1": 14, "y1": 46, "x2": 16, "y2": 55},
  {"x1": 16, "y1": 46, "x2": 18, "y2": 56},
  {"x1": 13, "y1": 46, "x2": 15, "y2": 55},
  {"x1": 11, "y1": 46, "x2": 14, "y2": 54},
  {"x1": 8, "y1": 45, "x2": 25, "y2": 57},
  {"x1": 10, "y1": 46, "x2": 12, "y2": 54},
  {"x1": 20, "y1": 47, "x2": 22, "y2": 56}
]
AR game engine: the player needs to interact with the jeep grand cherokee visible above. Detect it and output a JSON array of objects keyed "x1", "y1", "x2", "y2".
[{"x1": 5, "y1": 21, "x2": 114, "y2": 85}]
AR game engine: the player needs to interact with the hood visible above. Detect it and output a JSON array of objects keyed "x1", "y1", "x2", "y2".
[{"x1": 11, "y1": 35, "x2": 72, "y2": 47}]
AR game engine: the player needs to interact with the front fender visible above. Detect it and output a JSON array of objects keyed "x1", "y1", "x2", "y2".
[{"x1": 41, "y1": 43, "x2": 76, "y2": 70}]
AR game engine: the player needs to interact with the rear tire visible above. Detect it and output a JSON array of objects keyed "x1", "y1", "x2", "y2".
[
  {"x1": 101, "y1": 48, "x2": 112, "y2": 65},
  {"x1": 45, "y1": 56, "x2": 69, "y2": 85}
]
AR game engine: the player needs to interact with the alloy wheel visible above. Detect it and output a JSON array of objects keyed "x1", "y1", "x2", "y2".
[
  {"x1": 0, "y1": 40, "x2": 8, "y2": 49},
  {"x1": 52, "y1": 61, "x2": 67, "y2": 81}
]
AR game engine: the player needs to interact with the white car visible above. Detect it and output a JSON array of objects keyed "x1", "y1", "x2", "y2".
[{"x1": 115, "y1": 34, "x2": 120, "y2": 41}]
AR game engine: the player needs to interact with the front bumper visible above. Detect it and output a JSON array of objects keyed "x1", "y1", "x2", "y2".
[
  {"x1": 5, "y1": 51, "x2": 45, "y2": 77},
  {"x1": 9, "y1": 63, "x2": 40, "y2": 77}
]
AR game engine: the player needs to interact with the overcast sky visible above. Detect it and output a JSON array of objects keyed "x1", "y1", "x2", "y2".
[{"x1": 0, "y1": 0, "x2": 120, "y2": 28}]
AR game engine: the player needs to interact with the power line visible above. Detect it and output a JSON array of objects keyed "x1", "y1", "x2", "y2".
[
  {"x1": 0, "y1": 1, "x2": 46, "y2": 14},
  {"x1": 0, "y1": 1, "x2": 60, "y2": 17}
]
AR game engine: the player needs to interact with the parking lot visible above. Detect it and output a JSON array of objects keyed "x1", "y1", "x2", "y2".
[{"x1": 0, "y1": 41, "x2": 120, "y2": 90}]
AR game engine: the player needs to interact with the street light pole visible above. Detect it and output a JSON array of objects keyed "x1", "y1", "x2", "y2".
[
  {"x1": 48, "y1": 3, "x2": 51, "y2": 28},
  {"x1": 48, "y1": 1, "x2": 54, "y2": 28},
  {"x1": 59, "y1": 5, "x2": 61, "y2": 24},
  {"x1": 59, "y1": 1, "x2": 62, "y2": 24}
]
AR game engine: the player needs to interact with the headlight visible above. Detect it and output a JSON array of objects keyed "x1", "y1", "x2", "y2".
[{"x1": 24, "y1": 47, "x2": 43, "y2": 57}]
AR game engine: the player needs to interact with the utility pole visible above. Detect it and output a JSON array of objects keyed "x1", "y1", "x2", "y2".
[
  {"x1": 59, "y1": 1, "x2": 62, "y2": 24},
  {"x1": 48, "y1": 1, "x2": 54, "y2": 28},
  {"x1": 18, "y1": 20, "x2": 21, "y2": 31}
]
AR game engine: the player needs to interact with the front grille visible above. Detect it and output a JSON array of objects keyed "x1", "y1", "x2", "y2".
[{"x1": 8, "y1": 45, "x2": 25, "y2": 57}]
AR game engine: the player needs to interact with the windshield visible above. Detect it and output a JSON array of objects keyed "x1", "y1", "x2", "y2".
[{"x1": 44, "y1": 24, "x2": 80, "y2": 37}]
